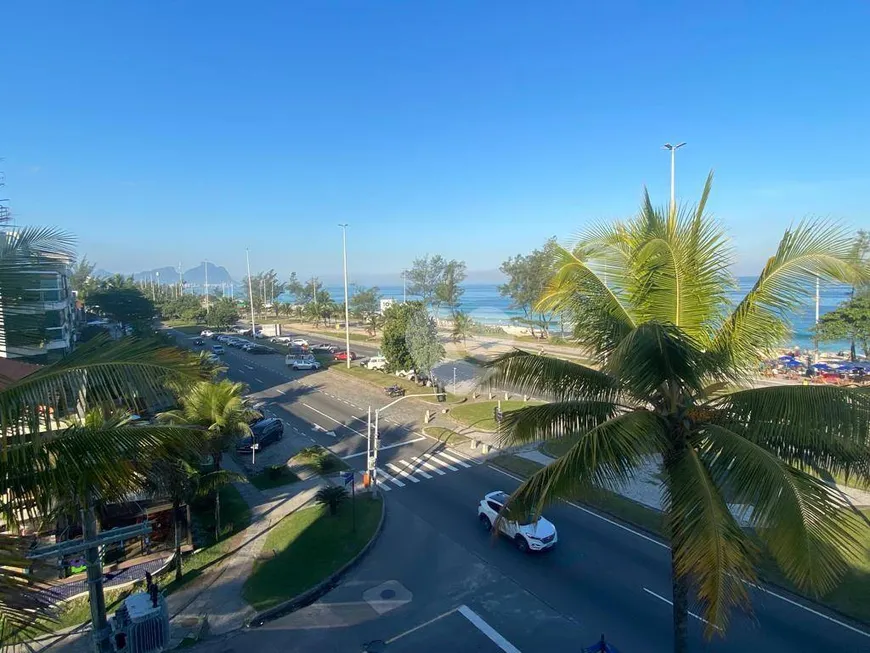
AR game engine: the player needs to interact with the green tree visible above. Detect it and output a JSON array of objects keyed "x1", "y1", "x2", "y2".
[
  {"x1": 499, "y1": 237, "x2": 559, "y2": 338},
  {"x1": 363, "y1": 312, "x2": 384, "y2": 336},
  {"x1": 485, "y1": 174, "x2": 870, "y2": 652},
  {"x1": 159, "y1": 380, "x2": 257, "y2": 540},
  {"x1": 88, "y1": 286, "x2": 157, "y2": 332},
  {"x1": 68, "y1": 256, "x2": 98, "y2": 303},
  {"x1": 159, "y1": 294, "x2": 206, "y2": 323},
  {"x1": 349, "y1": 285, "x2": 380, "y2": 319},
  {"x1": 208, "y1": 297, "x2": 239, "y2": 329},
  {"x1": 451, "y1": 311, "x2": 474, "y2": 349},
  {"x1": 813, "y1": 294, "x2": 870, "y2": 360},
  {"x1": 146, "y1": 458, "x2": 243, "y2": 581},
  {"x1": 407, "y1": 255, "x2": 446, "y2": 311},
  {"x1": 285, "y1": 271, "x2": 305, "y2": 300},
  {"x1": 435, "y1": 260, "x2": 466, "y2": 317},
  {"x1": 315, "y1": 486, "x2": 349, "y2": 516},
  {"x1": 406, "y1": 306, "x2": 444, "y2": 379},
  {"x1": 381, "y1": 301, "x2": 421, "y2": 372}
]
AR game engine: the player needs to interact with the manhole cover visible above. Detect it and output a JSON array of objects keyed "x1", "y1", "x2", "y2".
[{"x1": 380, "y1": 588, "x2": 396, "y2": 600}]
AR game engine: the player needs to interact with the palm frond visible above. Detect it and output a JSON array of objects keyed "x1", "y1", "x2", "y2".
[
  {"x1": 480, "y1": 350, "x2": 621, "y2": 403},
  {"x1": 502, "y1": 410, "x2": 667, "y2": 519},
  {"x1": 663, "y1": 443, "x2": 756, "y2": 636},
  {"x1": 195, "y1": 469, "x2": 245, "y2": 496},
  {"x1": 697, "y1": 423, "x2": 866, "y2": 594},
  {"x1": 497, "y1": 400, "x2": 623, "y2": 448},
  {"x1": 711, "y1": 219, "x2": 861, "y2": 371},
  {"x1": 0, "y1": 534, "x2": 57, "y2": 647},
  {"x1": 707, "y1": 385, "x2": 870, "y2": 482}
]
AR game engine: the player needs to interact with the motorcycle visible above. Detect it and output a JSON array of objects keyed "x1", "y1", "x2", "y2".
[{"x1": 384, "y1": 385, "x2": 406, "y2": 398}]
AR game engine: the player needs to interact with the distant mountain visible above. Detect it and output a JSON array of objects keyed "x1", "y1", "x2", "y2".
[
  {"x1": 92, "y1": 268, "x2": 113, "y2": 279},
  {"x1": 132, "y1": 263, "x2": 235, "y2": 286}
]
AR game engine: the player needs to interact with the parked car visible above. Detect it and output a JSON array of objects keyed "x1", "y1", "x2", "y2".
[
  {"x1": 333, "y1": 350, "x2": 357, "y2": 361},
  {"x1": 228, "y1": 338, "x2": 247, "y2": 348},
  {"x1": 211, "y1": 333, "x2": 222, "y2": 340},
  {"x1": 233, "y1": 327, "x2": 252, "y2": 336},
  {"x1": 271, "y1": 336, "x2": 294, "y2": 344},
  {"x1": 477, "y1": 491, "x2": 557, "y2": 553},
  {"x1": 248, "y1": 344, "x2": 274, "y2": 355},
  {"x1": 212, "y1": 344, "x2": 225, "y2": 355},
  {"x1": 286, "y1": 353, "x2": 317, "y2": 367},
  {"x1": 384, "y1": 384, "x2": 405, "y2": 397},
  {"x1": 241, "y1": 342, "x2": 256, "y2": 351},
  {"x1": 366, "y1": 355, "x2": 387, "y2": 371},
  {"x1": 200, "y1": 329, "x2": 214, "y2": 337},
  {"x1": 253, "y1": 330, "x2": 266, "y2": 339},
  {"x1": 291, "y1": 338, "x2": 309, "y2": 347},
  {"x1": 291, "y1": 358, "x2": 322, "y2": 371},
  {"x1": 193, "y1": 338, "x2": 204, "y2": 346},
  {"x1": 216, "y1": 334, "x2": 231, "y2": 343},
  {"x1": 235, "y1": 418, "x2": 284, "y2": 452},
  {"x1": 311, "y1": 343, "x2": 338, "y2": 353}
]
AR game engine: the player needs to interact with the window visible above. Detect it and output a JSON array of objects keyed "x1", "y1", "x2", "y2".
[{"x1": 486, "y1": 501, "x2": 502, "y2": 512}]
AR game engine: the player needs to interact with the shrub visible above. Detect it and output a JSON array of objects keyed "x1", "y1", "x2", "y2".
[{"x1": 315, "y1": 485, "x2": 349, "y2": 515}]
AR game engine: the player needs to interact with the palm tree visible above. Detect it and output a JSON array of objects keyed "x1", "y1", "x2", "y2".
[
  {"x1": 451, "y1": 311, "x2": 474, "y2": 349},
  {"x1": 363, "y1": 312, "x2": 384, "y2": 337},
  {"x1": 158, "y1": 380, "x2": 257, "y2": 539},
  {"x1": 146, "y1": 458, "x2": 243, "y2": 582},
  {"x1": 484, "y1": 174, "x2": 870, "y2": 652}
]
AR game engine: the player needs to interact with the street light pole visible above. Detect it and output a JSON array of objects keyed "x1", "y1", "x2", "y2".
[
  {"x1": 204, "y1": 260, "x2": 209, "y2": 313},
  {"x1": 663, "y1": 142, "x2": 686, "y2": 215},
  {"x1": 339, "y1": 223, "x2": 351, "y2": 369},
  {"x1": 402, "y1": 269, "x2": 407, "y2": 303},
  {"x1": 246, "y1": 249, "x2": 256, "y2": 336}
]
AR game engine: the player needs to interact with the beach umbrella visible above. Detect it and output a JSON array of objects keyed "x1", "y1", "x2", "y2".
[
  {"x1": 583, "y1": 635, "x2": 620, "y2": 653},
  {"x1": 778, "y1": 355, "x2": 795, "y2": 361},
  {"x1": 783, "y1": 359, "x2": 803, "y2": 368},
  {"x1": 811, "y1": 363, "x2": 833, "y2": 371}
]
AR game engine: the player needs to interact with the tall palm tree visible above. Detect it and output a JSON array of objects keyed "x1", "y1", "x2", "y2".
[
  {"x1": 484, "y1": 174, "x2": 870, "y2": 652},
  {"x1": 158, "y1": 380, "x2": 257, "y2": 539},
  {"x1": 451, "y1": 311, "x2": 474, "y2": 349},
  {"x1": 145, "y1": 458, "x2": 243, "y2": 582}
]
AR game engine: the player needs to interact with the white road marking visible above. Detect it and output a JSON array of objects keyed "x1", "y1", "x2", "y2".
[
  {"x1": 411, "y1": 456, "x2": 446, "y2": 475},
  {"x1": 386, "y1": 462, "x2": 420, "y2": 483},
  {"x1": 254, "y1": 377, "x2": 264, "y2": 383},
  {"x1": 395, "y1": 459, "x2": 432, "y2": 479},
  {"x1": 245, "y1": 365, "x2": 254, "y2": 370},
  {"x1": 277, "y1": 389, "x2": 286, "y2": 395},
  {"x1": 643, "y1": 588, "x2": 720, "y2": 630},
  {"x1": 301, "y1": 403, "x2": 367, "y2": 438},
  {"x1": 436, "y1": 450, "x2": 471, "y2": 468},
  {"x1": 424, "y1": 452, "x2": 457, "y2": 472},
  {"x1": 487, "y1": 465, "x2": 870, "y2": 638},
  {"x1": 376, "y1": 467, "x2": 405, "y2": 487},
  {"x1": 457, "y1": 605, "x2": 521, "y2": 653},
  {"x1": 340, "y1": 436, "x2": 426, "y2": 460}
]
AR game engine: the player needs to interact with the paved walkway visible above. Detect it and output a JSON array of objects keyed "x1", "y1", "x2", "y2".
[{"x1": 30, "y1": 460, "x2": 327, "y2": 652}]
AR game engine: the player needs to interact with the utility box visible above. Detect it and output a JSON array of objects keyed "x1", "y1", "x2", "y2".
[{"x1": 110, "y1": 592, "x2": 170, "y2": 652}]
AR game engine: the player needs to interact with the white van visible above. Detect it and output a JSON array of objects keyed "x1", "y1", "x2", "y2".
[{"x1": 366, "y1": 355, "x2": 388, "y2": 371}]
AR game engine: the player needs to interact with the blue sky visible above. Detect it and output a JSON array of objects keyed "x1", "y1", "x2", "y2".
[{"x1": 2, "y1": 1, "x2": 868, "y2": 282}]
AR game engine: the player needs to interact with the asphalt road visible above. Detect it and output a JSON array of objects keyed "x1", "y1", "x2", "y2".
[{"x1": 173, "y1": 331, "x2": 870, "y2": 653}]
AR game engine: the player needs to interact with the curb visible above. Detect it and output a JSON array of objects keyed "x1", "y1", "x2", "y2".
[{"x1": 245, "y1": 496, "x2": 387, "y2": 627}]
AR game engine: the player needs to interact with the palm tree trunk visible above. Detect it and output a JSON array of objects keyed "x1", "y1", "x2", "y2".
[
  {"x1": 173, "y1": 498, "x2": 183, "y2": 582},
  {"x1": 214, "y1": 489, "x2": 221, "y2": 542},
  {"x1": 671, "y1": 547, "x2": 690, "y2": 653}
]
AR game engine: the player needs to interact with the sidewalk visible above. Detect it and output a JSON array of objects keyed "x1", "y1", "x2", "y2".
[{"x1": 37, "y1": 460, "x2": 327, "y2": 652}]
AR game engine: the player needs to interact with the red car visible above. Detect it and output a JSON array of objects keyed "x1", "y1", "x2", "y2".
[{"x1": 333, "y1": 350, "x2": 357, "y2": 361}]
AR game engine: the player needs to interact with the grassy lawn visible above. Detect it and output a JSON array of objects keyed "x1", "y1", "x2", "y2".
[
  {"x1": 423, "y1": 426, "x2": 472, "y2": 446},
  {"x1": 488, "y1": 453, "x2": 870, "y2": 626},
  {"x1": 249, "y1": 465, "x2": 300, "y2": 490},
  {"x1": 243, "y1": 496, "x2": 383, "y2": 611},
  {"x1": 329, "y1": 364, "x2": 458, "y2": 404},
  {"x1": 290, "y1": 445, "x2": 350, "y2": 474},
  {"x1": 449, "y1": 400, "x2": 541, "y2": 431},
  {"x1": 166, "y1": 323, "x2": 206, "y2": 334},
  {"x1": 541, "y1": 436, "x2": 578, "y2": 459},
  {"x1": 276, "y1": 321, "x2": 376, "y2": 343}
]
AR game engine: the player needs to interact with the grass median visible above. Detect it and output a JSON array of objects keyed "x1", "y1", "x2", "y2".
[
  {"x1": 449, "y1": 400, "x2": 541, "y2": 431},
  {"x1": 243, "y1": 496, "x2": 383, "y2": 611},
  {"x1": 488, "y1": 453, "x2": 870, "y2": 627},
  {"x1": 423, "y1": 426, "x2": 472, "y2": 447},
  {"x1": 329, "y1": 364, "x2": 458, "y2": 404}
]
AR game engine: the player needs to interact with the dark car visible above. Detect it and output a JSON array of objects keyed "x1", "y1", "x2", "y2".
[
  {"x1": 248, "y1": 344, "x2": 275, "y2": 355},
  {"x1": 193, "y1": 337, "x2": 204, "y2": 346},
  {"x1": 236, "y1": 418, "x2": 284, "y2": 452},
  {"x1": 311, "y1": 343, "x2": 337, "y2": 353}
]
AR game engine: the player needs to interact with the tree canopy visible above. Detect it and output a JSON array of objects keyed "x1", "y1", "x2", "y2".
[
  {"x1": 349, "y1": 285, "x2": 380, "y2": 318},
  {"x1": 814, "y1": 293, "x2": 870, "y2": 360},
  {"x1": 499, "y1": 237, "x2": 559, "y2": 338},
  {"x1": 435, "y1": 260, "x2": 466, "y2": 317},
  {"x1": 208, "y1": 297, "x2": 240, "y2": 328},
  {"x1": 88, "y1": 286, "x2": 157, "y2": 332}
]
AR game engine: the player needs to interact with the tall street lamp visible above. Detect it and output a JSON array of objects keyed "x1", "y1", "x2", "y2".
[
  {"x1": 246, "y1": 249, "x2": 256, "y2": 336},
  {"x1": 339, "y1": 224, "x2": 351, "y2": 368},
  {"x1": 401, "y1": 269, "x2": 408, "y2": 303},
  {"x1": 663, "y1": 142, "x2": 686, "y2": 215}
]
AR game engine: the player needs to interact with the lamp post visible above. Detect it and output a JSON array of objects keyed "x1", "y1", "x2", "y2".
[
  {"x1": 204, "y1": 260, "x2": 209, "y2": 312},
  {"x1": 663, "y1": 142, "x2": 686, "y2": 215},
  {"x1": 246, "y1": 249, "x2": 256, "y2": 336},
  {"x1": 367, "y1": 392, "x2": 446, "y2": 497},
  {"x1": 402, "y1": 269, "x2": 408, "y2": 303},
  {"x1": 339, "y1": 224, "x2": 351, "y2": 369}
]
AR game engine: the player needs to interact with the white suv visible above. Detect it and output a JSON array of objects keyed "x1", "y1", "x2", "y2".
[
  {"x1": 366, "y1": 355, "x2": 387, "y2": 371},
  {"x1": 477, "y1": 490, "x2": 557, "y2": 553},
  {"x1": 200, "y1": 329, "x2": 214, "y2": 337}
]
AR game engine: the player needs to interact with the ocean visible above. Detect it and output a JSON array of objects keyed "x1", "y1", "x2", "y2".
[{"x1": 275, "y1": 277, "x2": 855, "y2": 353}]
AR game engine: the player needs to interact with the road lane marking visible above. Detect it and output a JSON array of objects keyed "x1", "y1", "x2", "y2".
[
  {"x1": 424, "y1": 452, "x2": 457, "y2": 472},
  {"x1": 395, "y1": 459, "x2": 432, "y2": 479},
  {"x1": 254, "y1": 377, "x2": 264, "y2": 383},
  {"x1": 411, "y1": 456, "x2": 446, "y2": 475},
  {"x1": 643, "y1": 588, "x2": 720, "y2": 631},
  {"x1": 277, "y1": 389, "x2": 286, "y2": 395},
  {"x1": 245, "y1": 365, "x2": 254, "y2": 370},
  {"x1": 376, "y1": 467, "x2": 405, "y2": 487},
  {"x1": 485, "y1": 465, "x2": 870, "y2": 638},
  {"x1": 301, "y1": 403, "x2": 367, "y2": 438},
  {"x1": 386, "y1": 462, "x2": 420, "y2": 482},
  {"x1": 436, "y1": 450, "x2": 471, "y2": 468},
  {"x1": 341, "y1": 436, "x2": 426, "y2": 460},
  {"x1": 457, "y1": 605, "x2": 521, "y2": 653}
]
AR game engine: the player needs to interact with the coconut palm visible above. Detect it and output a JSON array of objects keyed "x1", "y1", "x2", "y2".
[
  {"x1": 158, "y1": 380, "x2": 257, "y2": 539},
  {"x1": 145, "y1": 458, "x2": 243, "y2": 582},
  {"x1": 451, "y1": 311, "x2": 474, "y2": 349},
  {"x1": 484, "y1": 174, "x2": 870, "y2": 652}
]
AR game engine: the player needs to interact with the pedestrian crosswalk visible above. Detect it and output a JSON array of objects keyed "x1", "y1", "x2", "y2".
[{"x1": 374, "y1": 449, "x2": 480, "y2": 491}]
